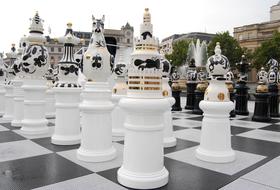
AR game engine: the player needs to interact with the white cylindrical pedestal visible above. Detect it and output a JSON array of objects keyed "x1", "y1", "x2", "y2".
[
  {"x1": 77, "y1": 82, "x2": 117, "y2": 162},
  {"x1": 117, "y1": 98, "x2": 169, "y2": 189},
  {"x1": 196, "y1": 100, "x2": 235, "y2": 163},
  {"x1": 111, "y1": 94, "x2": 125, "y2": 137},
  {"x1": 0, "y1": 83, "x2": 5, "y2": 116},
  {"x1": 21, "y1": 79, "x2": 49, "y2": 135},
  {"x1": 51, "y1": 88, "x2": 81, "y2": 145},
  {"x1": 11, "y1": 79, "x2": 24, "y2": 127},
  {"x1": 163, "y1": 97, "x2": 177, "y2": 148},
  {"x1": 2, "y1": 84, "x2": 14, "y2": 122},
  {"x1": 46, "y1": 87, "x2": 55, "y2": 119}
]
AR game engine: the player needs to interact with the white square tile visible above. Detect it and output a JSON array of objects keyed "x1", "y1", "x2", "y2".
[
  {"x1": 165, "y1": 146, "x2": 266, "y2": 175},
  {"x1": 112, "y1": 136, "x2": 124, "y2": 142},
  {"x1": 230, "y1": 120, "x2": 271, "y2": 129},
  {"x1": 0, "y1": 118, "x2": 10, "y2": 124},
  {"x1": 0, "y1": 125, "x2": 9, "y2": 131},
  {"x1": 219, "y1": 178, "x2": 277, "y2": 190},
  {"x1": 57, "y1": 143, "x2": 123, "y2": 172},
  {"x1": 237, "y1": 129, "x2": 280, "y2": 143},
  {"x1": 13, "y1": 127, "x2": 54, "y2": 139},
  {"x1": 48, "y1": 118, "x2": 55, "y2": 123},
  {"x1": 0, "y1": 140, "x2": 52, "y2": 162},
  {"x1": 230, "y1": 115, "x2": 250, "y2": 120},
  {"x1": 172, "y1": 112, "x2": 199, "y2": 119},
  {"x1": 174, "y1": 129, "x2": 201, "y2": 143},
  {"x1": 172, "y1": 119, "x2": 201, "y2": 128},
  {"x1": 242, "y1": 158, "x2": 280, "y2": 189},
  {"x1": 32, "y1": 173, "x2": 127, "y2": 190}
]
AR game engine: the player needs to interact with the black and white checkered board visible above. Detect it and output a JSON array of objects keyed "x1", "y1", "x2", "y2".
[{"x1": 0, "y1": 101, "x2": 280, "y2": 190}]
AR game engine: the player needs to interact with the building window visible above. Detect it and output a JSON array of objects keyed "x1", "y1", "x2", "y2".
[
  {"x1": 58, "y1": 47, "x2": 62, "y2": 52},
  {"x1": 51, "y1": 47, "x2": 54, "y2": 52},
  {"x1": 127, "y1": 39, "x2": 130, "y2": 43}
]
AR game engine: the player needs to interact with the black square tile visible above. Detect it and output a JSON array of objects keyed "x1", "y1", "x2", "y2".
[
  {"x1": 230, "y1": 126, "x2": 254, "y2": 135},
  {"x1": 260, "y1": 124, "x2": 280, "y2": 132},
  {"x1": 0, "y1": 131, "x2": 26, "y2": 143},
  {"x1": 193, "y1": 126, "x2": 201, "y2": 130},
  {"x1": 239, "y1": 116, "x2": 279, "y2": 123},
  {"x1": 173, "y1": 125, "x2": 186, "y2": 131},
  {"x1": 98, "y1": 158, "x2": 232, "y2": 190},
  {"x1": 232, "y1": 135, "x2": 280, "y2": 157},
  {"x1": 116, "y1": 140, "x2": 124, "y2": 145},
  {"x1": 0, "y1": 123, "x2": 14, "y2": 130},
  {"x1": 0, "y1": 153, "x2": 92, "y2": 190},
  {"x1": 47, "y1": 122, "x2": 55, "y2": 127},
  {"x1": 187, "y1": 116, "x2": 203, "y2": 121},
  {"x1": 164, "y1": 139, "x2": 199, "y2": 154},
  {"x1": 31, "y1": 137, "x2": 80, "y2": 152}
]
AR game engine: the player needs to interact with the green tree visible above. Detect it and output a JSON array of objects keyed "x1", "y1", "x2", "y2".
[
  {"x1": 165, "y1": 40, "x2": 190, "y2": 67},
  {"x1": 253, "y1": 32, "x2": 280, "y2": 70},
  {"x1": 207, "y1": 31, "x2": 243, "y2": 68}
]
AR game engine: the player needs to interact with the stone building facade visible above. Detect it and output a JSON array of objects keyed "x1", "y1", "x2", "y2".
[{"x1": 46, "y1": 22, "x2": 134, "y2": 64}]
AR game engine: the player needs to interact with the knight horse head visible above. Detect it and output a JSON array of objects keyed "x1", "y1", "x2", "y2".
[{"x1": 90, "y1": 15, "x2": 106, "y2": 48}]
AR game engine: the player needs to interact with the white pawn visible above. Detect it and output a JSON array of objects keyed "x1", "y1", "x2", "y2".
[
  {"x1": 196, "y1": 42, "x2": 235, "y2": 163},
  {"x1": 3, "y1": 44, "x2": 17, "y2": 122}
]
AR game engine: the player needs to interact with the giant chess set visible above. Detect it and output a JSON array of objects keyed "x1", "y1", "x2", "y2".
[{"x1": 0, "y1": 9, "x2": 280, "y2": 190}]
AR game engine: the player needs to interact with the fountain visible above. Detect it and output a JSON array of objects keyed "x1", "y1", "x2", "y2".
[{"x1": 185, "y1": 39, "x2": 207, "y2": 110}]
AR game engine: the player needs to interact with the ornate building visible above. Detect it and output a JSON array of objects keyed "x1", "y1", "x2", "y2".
[
  {"x1": 234, "y1": 2, "x2": 280, "y2": 51},
  {"x1": 233, "y1": 2, "x2": 280, "y2": 81},
  {"x1": 46, "y1": 23, "x2": 134, "y2": 64}
]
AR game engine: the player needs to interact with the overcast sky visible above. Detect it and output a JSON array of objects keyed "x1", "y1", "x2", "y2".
[{"x1": 0, "y1": 0, "x2": 279, "y2": 53}]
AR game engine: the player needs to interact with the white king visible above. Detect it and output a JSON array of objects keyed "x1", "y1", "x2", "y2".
[
  {"x1": 118, "y1": 8, "x2": 169, "y2": 189},
  {"x1": 21, "y1": 12, "x2": 49, "y2": 79},
  {"x1": 128, "y1": 8, "x2": 162, "y2": 98}
]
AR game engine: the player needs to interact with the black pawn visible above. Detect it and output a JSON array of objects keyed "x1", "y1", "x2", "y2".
[
  {"x1": 229, "y1": 92, "x2": 236, "y2": 117},
  {"x1": 252, "y1": 84, "x2": 271, "y2": 122},
  {"x1": 235, "y1": 80, "x2": 249, "y2": 115},
  {"x1": 268, "y1": 83, "x2": 280, "y2": 117},
  {"x1": 171, "y1": 82, "x2": 182, "y2": 111},
  {"x1": 192, "y1": 82, "x2": 207, "y2": 115},
  {"x1": 185, "y1": 82, "x2": 197, "y2": 110}
]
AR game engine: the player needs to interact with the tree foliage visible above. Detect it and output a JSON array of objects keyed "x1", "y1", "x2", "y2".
[
  {"x1": 253, "y1": 32, "x2": 280, "y2": 70},
  {"x1": 207, "y1": 31, "x2": 243, "y2": 68},
  {"x1": 165, "y1": 40, "x2": 190, "y2": 67}
]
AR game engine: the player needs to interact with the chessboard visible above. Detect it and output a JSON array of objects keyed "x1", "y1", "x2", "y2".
[{"x1": 0, "y1": 100, "x2": 280, "y2": 190}]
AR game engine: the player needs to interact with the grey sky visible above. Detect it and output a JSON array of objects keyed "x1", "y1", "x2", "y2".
[{"x1": 0, "y1": 0, "x2": 278, "y2": 53}]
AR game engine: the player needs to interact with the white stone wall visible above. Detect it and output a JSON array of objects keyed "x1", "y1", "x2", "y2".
[{"x1": 270, "y1": 4, "x2": 280, "y2": 21}]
